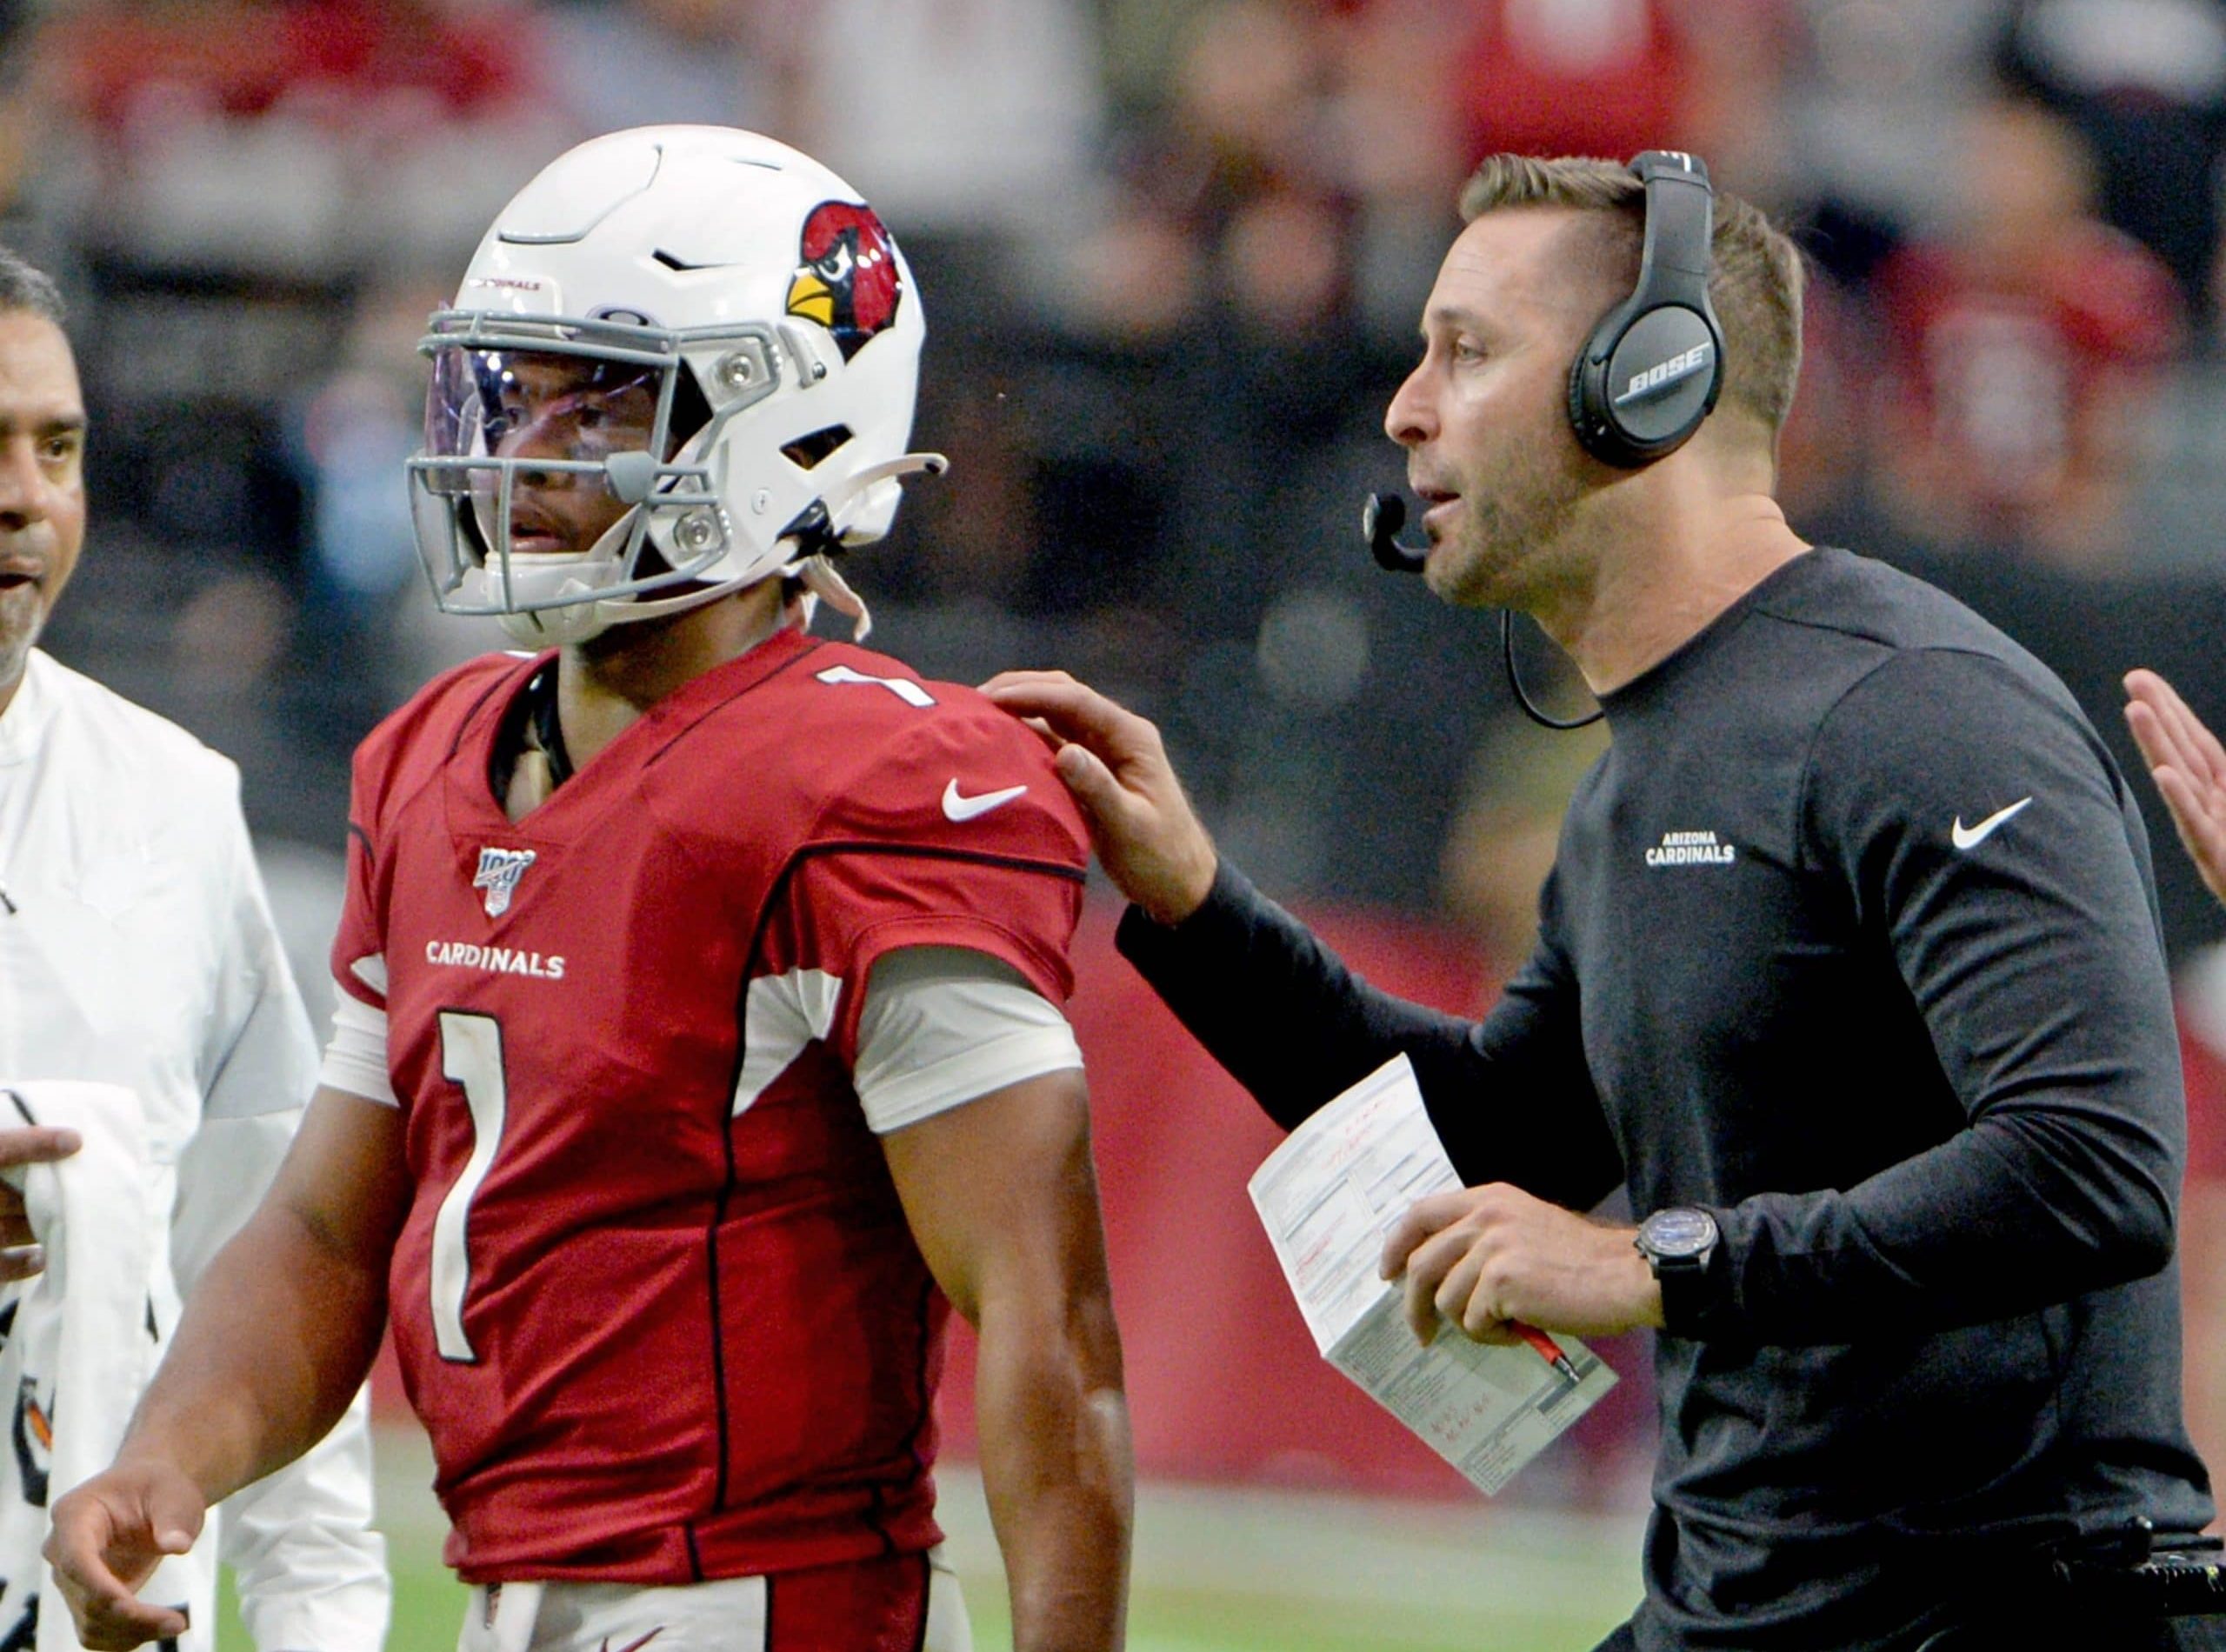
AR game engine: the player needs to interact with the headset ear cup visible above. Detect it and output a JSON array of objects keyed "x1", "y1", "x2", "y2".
[
  {"x1": 1606, "y1": 304, "x2": 1722, "y2": 461},
  {"x1": 1567, "y1": 149, "x2": 1725, "y2": 469},
  {"x1": 1569, "y1": 304, "x2": 1723, "y2": 469}
]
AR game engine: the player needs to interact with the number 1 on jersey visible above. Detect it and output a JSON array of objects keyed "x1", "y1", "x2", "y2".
[
  {"x1": 813, "y1": 664, "x2": 937, "y2": 707},
  {"x1": 433, "y1": 1010, "x2": 509, "y2": 1362}
]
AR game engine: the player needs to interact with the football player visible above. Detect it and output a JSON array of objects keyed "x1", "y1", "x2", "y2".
[{"x1": 45, "y1": 128, "x2": 1131, "y2": 1652}]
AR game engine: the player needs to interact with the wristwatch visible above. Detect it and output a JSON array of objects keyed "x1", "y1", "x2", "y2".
[
  {"x1": 1634, "y1": 1207, "x2": 1721, "y2": 1329},
  {"x1": 1633, "y1": 1206, "x2": 1720, "y2": 1276}
]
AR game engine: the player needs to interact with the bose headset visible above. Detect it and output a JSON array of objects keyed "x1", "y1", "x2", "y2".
[{"x1": 1367, "y1": 149, "x2": 1726, "y2": 728}]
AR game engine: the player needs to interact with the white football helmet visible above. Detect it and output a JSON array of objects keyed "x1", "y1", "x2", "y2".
[{"x1": 407, "y1": 125, "x2": 943, "y2": 645}]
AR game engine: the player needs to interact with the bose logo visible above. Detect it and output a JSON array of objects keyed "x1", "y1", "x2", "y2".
[{"x1": 1615, "y1": 343, "x2": 1714, "y2": 407}]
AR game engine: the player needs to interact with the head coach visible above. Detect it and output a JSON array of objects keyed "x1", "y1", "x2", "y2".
[{"x1": 989, "y1": 151, "x2": 2224, "y2": 1649}]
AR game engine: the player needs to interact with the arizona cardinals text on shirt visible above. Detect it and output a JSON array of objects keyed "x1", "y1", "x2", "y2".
[{"x1": 1645, "y1": 829, "x2": 1736, "y2": 867}]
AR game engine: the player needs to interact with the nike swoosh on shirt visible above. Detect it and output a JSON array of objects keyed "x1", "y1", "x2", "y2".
[
  {"x1": 599, "y1": 1630, "x2": 663, "y2": 1652},
  {"x1": 1950, "y1": 796, "x2": 2034, "y2": 850},
  {"x1": 943, "y1": 779, "x2": 1028, "y2": 822}
]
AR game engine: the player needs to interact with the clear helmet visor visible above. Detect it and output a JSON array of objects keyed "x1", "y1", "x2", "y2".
[
  {"x1": 411, "y1": 336, "x2": 726, "y2": 620},
  {"x1": 425, "y1": 345, "x2": 662, "y2": 558}
]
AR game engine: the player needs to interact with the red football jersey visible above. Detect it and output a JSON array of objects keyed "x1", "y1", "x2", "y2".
[{"x1": 329, "y1": 627, "x2": 1090, "y2": 1583}]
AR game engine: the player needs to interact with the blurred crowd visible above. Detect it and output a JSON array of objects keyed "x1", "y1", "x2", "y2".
[
  {"x1": 5, "y1": 0, "x2": 2226, "y2": 942},
  {"x1": 12, "y1": 0, "x2": 2226, "y2": 1517}
]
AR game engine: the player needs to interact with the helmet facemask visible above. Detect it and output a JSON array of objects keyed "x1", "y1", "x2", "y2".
[{"x1": 410, "y1": 312, "x2": 771, "y2": 645}]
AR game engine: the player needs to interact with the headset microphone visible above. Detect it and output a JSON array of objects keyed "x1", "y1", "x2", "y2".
[
  {"x1": 1364, "y1": 491, "x2": 1428, "y2": 573},
  {"x1": 1358, "y1": 489, "x2": 1603, "y2": 730}
]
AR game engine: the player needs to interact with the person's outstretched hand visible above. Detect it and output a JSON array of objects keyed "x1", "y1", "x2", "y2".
[
  {"x1": 45, "y1": 1457, "x2": 203, "y2": 1650},
  {"x1": 982, "y1": 669, "x2": 1218, "y2": 925},
  {"x1": 2126, "y1": 669, "x2": 2226, "y2": 905}
]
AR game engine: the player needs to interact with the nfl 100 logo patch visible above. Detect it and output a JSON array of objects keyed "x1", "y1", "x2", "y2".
[{"x1": 472, "y1": 847, "x2": 537, "y2": 917}]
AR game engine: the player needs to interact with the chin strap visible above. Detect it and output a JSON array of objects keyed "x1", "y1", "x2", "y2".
[
  {"x1": 785, "y1": 553, "x2": 871, "y2": 641},
  {"x1": 774, "y1": 451, "x2": 947, "y2": 643}
]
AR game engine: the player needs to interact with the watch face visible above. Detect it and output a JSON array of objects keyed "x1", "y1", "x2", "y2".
[{"x1": 1642, "y1": 1207, "x2": 1718, "y2": 1260}]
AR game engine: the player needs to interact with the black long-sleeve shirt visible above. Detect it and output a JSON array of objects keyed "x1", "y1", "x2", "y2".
[{"x1": 1120, "y1": 547, "x2": 2214, "y2": 1649}]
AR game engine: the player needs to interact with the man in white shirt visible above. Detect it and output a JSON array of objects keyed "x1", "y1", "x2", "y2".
[{"x1": 0, "y1": 245, "x2": 389, "y2": 1651}]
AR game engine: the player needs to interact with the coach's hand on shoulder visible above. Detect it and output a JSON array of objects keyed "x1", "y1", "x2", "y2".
[
  {"x1": 2125, "y1": 669, "x2": 2226, "y2": 905},
  {"x1": 44, "y1": 1457, "x2": 202, "y2": 1650},
  {"x1": 0, "y1": 1123, "x2": 80, "y2": 1281},
  {"x1": 982, "y1": 669, "x2": 1218, "y2": 926},
  {"x1": 1381, "y1": 1182, "x2": 1664, "y2": 1347}
]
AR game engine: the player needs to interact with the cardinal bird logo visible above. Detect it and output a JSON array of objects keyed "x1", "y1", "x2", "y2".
[{"x1": 786, "y1": 201, "x2": 903, "y2": 362}]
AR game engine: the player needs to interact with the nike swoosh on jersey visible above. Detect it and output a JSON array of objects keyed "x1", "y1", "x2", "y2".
[
  {"x1": 599, "y1": 1630, "x2": 663, "y2": 1652},
  {"x1": 1950, "y1": 796, "x2": 2034, "y2": 850},
  {"x1": 943, "y1": 779, "x2": 1028, "y2": 822}
]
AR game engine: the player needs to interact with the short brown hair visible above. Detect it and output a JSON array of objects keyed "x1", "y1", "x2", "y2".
[{"x1": 1457, "y1": 155, "x2": 1803, "y2": 441}]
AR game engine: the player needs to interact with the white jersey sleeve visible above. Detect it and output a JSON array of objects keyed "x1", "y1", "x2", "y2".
[
  {"x1": 852, "y1": 945, "x2": 1083, "y2": 1134},
  {"x1": 319, "y1": 994, "x2": 399, "y2": 1107}
]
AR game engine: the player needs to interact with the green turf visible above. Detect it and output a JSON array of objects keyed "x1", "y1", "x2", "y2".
[
  {"x1": 213, "y1": 1430, "x2": 1642, "y2": 1650},
  {"x1": 217, "y1": 1555, "x2": 465, "y2": 1649},
  {"x1": 223, "y1": 1560, "x2": 1629, "y2": 1652}
]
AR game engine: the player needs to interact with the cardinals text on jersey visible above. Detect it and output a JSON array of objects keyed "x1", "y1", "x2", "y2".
[{"x1": 330, "y1": 627, "x2": 1087, "y2": 1583}]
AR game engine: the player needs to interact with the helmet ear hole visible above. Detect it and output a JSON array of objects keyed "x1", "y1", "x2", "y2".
[{"x1": 780, "y1": 424, "x2": 855, "y2": 471}]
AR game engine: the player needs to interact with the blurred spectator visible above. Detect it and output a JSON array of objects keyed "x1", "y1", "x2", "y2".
[
  {"x1": 1098, "y1": 0, "x2": 1223, "y2": 121},
  {"x1": 1003, "y1": 0, "x2": 1390, "y2": 712},
  {"x1": 1229, "y1": 182, "x2": 1350, "y2": 316},
  {"x1": 1061, "y1": 0, "x2": 1343, "y2": 312},
  {"x1": 536, "y1": 0, "x2": 763, "y2": 137},
  {"x1": 1446, "y1": 0, "x2": 1798, "y2": 190},
  {"x1": 1451, "y1": 0, "x2": 1686, "y2": 159},
  {"x1": 748, "y1": 0, "x2": 1103, "y2": 263},
  {"x1": 1050, "y1": 183, "x2": 1209, "y2": 345},
  {"x1": 1161, "y1": 0, "x2": 1328, "y2": 209},
  {"x1": 1997, "y1": 0, "x2": 2226, "y2": 328},
  {"x1": 54, "y1": 0, "x2": 534, "y2": 125},
  {"x1": 280, "y1": 267, "x2": 529, "y2": 723},
  {"x1": 289, "y1": 274, "x2": 447, "y2": 610},
  {"x1": 1773, "y1": 271, "x2": 1883, "y2": 546},
  {"x1": 1783, "y1": 0, "x2": 2011, "y2": 281},
  {"x1": 46, "y1": 0, "x2": 564, "y2": 276},
  {"x1": 1869, "y1": 96, "x2": 2183, "y2": 565},
  {"x1": 1317, "y1": 0, "x2": 1470, "y2": 339},
  {"x1": 0, "y1": 0, "x2": 40, "y2": 216}
]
